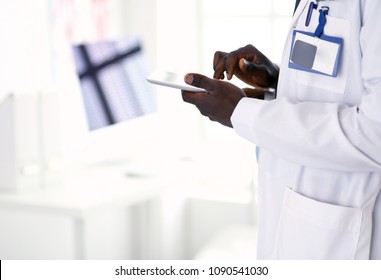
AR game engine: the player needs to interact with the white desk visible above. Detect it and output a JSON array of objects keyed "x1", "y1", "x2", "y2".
[{"x1": 0, "y1": 165, "x2": 165, "y2": 259}]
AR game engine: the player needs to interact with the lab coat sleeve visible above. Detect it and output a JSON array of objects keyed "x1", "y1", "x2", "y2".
[{"x1": 231, "y1": 0, "x2": 381, "y2": 173}]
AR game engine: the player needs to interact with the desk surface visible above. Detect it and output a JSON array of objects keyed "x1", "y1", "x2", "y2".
[{"x1": 0, "y1": 165, "x2": 165, "y2": 218}]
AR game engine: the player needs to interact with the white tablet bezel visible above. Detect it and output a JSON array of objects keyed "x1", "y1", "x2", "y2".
[{"x1": 147, "y1": 70, "x2": 205, "y2": 92}]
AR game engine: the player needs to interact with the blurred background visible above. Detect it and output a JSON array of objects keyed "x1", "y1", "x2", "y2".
[{"x1": 0, "y1": 0, "x2": 293, "y2": 259}]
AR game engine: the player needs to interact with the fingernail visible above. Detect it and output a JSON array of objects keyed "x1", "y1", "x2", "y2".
[{"x1": 185, "y1": 74, "x2": 194, "y2": 84}]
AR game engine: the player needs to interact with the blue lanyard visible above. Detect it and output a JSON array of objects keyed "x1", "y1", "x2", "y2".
[{"x1": 313, "y1": 6, "x2": 329, "y2": 38}]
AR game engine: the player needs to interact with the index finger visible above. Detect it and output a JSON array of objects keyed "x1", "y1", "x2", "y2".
[
  {"x1": 181, "y1": 90, "x2": 206, "y2": 104},
  {"x1": 213, "y1": 51, "x2": 227, "y2": 79}
]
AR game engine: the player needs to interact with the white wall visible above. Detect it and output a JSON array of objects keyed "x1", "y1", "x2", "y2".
[{"x1": 0, "y1": 0, "x2": 53, "y2": 94}]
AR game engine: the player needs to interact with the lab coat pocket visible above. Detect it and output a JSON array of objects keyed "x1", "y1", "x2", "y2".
[{"x1": 273, "y1": 187, "x2": 362, "y2": 259}]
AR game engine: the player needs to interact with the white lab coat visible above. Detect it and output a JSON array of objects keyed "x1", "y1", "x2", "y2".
[{"x1": 231, "y1": 0, "x2": 381, "y2": 259}]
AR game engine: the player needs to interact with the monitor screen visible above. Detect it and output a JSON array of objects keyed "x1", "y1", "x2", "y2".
[{"x1": 71, "y1": 37, "x2": 155, "y2": 131}]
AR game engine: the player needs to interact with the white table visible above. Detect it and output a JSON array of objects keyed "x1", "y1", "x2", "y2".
[{"x1": 0, "y1": 165, "x2": 164, "y2": 259}]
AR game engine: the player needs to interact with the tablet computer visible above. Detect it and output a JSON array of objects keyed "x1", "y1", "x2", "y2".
[{"x1": 147, "y1": 70, "x2": 205, "y2": 92}]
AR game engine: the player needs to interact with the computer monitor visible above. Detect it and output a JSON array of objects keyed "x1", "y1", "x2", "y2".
[
  {"x1": 72, "y1": 36, "x2": 156, "y2": 131},
  {"x1": 67, "y1": 36, "x2": 157, "y2": 165}
]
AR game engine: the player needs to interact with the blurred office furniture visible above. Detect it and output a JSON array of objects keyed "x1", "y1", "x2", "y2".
[
  {"x1": 0, "y1": 164, "x2": 163, "y2": 259},
  {"x1": 186, "y1": 183, "x2": 258, "y2": 260},
  {"x1": 0, "y1": 92, "x2": 61, "y2": 192},
  {"x1": 0, "y1": 155, "x2": 257, "y2": 260},
  {"x1": 194, "y1": 225, "x2": 258, "y2": 260},
  {"x1": 0, "y1": 93, "x2": 42, "y2": 191}
]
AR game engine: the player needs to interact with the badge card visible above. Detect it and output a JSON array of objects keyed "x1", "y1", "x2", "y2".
[{"x1": 289, "y1": 30, "x2": 343, "y2": 77}]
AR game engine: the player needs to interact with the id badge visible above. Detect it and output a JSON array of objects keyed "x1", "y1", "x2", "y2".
[{"x1": 289, "y1": 30, "x2": 343, "y2": 77}]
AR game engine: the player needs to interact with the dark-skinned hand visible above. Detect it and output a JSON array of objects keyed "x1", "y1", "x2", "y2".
[
  {"x1": 181, "y1": 73, "x2": 246, "y2": 128},
  {"x1": 213, "y1": 44, "x2": 279, "y2": 92}
]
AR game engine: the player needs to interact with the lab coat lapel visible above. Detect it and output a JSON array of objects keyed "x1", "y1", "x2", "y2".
[{"x1": 291, "y1": 0, "x2": 309, "y2": 28}]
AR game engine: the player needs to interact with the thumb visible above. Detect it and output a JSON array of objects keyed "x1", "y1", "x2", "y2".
[{"x1": 184, "y1": 73, "x2": 214, "y2": 91}]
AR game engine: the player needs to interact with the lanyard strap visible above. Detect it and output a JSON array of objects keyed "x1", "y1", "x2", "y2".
[{"x1": 314, "y1": 6, "x2": 329, "y2": 37}]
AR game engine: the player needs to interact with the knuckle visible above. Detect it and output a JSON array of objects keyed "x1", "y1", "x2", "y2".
[{"x1": 244, "y1": 44, "x2": 255, "y2": 50}]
